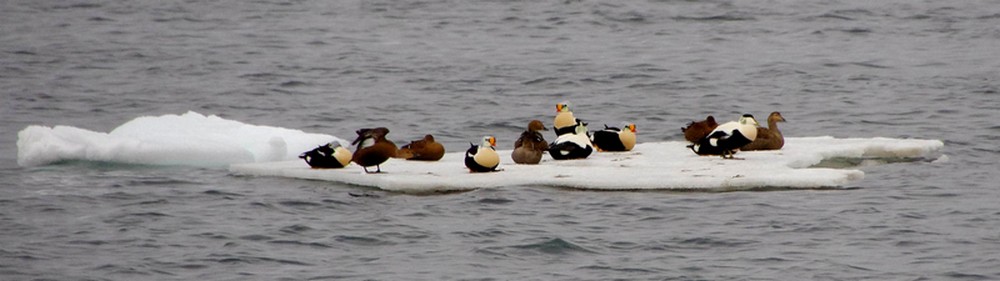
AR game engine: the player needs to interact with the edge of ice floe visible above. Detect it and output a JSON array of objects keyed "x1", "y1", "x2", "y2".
[
  {"x1": 229, "y1": 137, "x2": 943, "y2": 193},
  {"x1": 16, "y1": 111, "x2": 343, "y2": 167}
]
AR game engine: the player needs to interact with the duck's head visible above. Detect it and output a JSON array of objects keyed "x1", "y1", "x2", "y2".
[
  {"x1": 351, "y1": 128, "x2": 373, "y2": 145},
  {"x1": 556, "y1": 102, "x2": 571, "y2": 113},
  {"x1": 352, "y1": 127, "x2": 390, "y2": 145},
  {"x1": 706, "y1": 115, "x2": 717, "y2": 125},
  {"x1": 371, "y1": 127, "x2": 390, "y2": 138},
  {"x1": 574, "y1": 121, "x2": 589, "y2": 135},
  {"x1": 739, "y1": 114, "x2": 759, "y2": 127},
  {"x1": 327, "y1": 142, "x2": 344, "y2": 150},
  {"x1": 528, "y1": 120, "x2": 548, "y2": 132},
  {"x1": 622, "y1": 123, "x2": 637, "y2": 133},
  {"x1": 769, "y1": 112, "x2": 786, "y2": 123},
  {"x1": 423, "y1": 134, "x2": 435, "y2": 142},
  {"x1": 481, "y1": 136, "x2": 497, "y2": 147}
]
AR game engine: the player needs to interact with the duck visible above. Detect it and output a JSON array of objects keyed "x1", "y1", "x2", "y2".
[
  {"x1": 465, "y1": 136, "x2": 500, "y2": 172},
  {"x1": 681, "y1": 115, "x2": 718, "y2": 143},
  {"x1": 553, "y1": 102, "x2": 578, "y2": 137},
  {"x1": 591, "y1": 123, "x2": 637, "y2": 152},
  {"x1": 299, "y1": 141, "x2": 352, "y2": 168},
  {"x1": 512, "y1": 120, "x2": 549, "y2": 164},
  {"x1": 548, "y1": 120, "x2": 593, "y2": 160},
  {"x1": 741, "y1": 111, "x2": 786, "y2": 151},
  {"x1": 395, "y1": 134, "x2": 445, "y2": 161},
  {"x1": 687, "y1": 114, "x2": 759, "y2": 159},
  {"x1": 351, "y1": 127, "x2": 397, "y2": 173}
]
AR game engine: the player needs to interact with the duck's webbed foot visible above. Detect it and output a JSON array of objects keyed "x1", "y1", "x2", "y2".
[{"x1": 722, "y1": 150, "x2": 746, "y2": 160}]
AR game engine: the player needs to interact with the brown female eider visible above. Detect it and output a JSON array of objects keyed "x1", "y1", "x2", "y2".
[
  {"x1": 351, "y1": 127, "x2": 397, "y2": 173},
  {"x1": 396, "y1": 134, "x2": 445, "y2": 161},
  {"x1": 512, "y1": 120, "x2": 549, "y2": 164},
  {"x1": 742, "y1": 111, "x2": 786, "y2": 151},
  {"x1": 682, "y1": 115, "x2": 718, "y2": 143}
]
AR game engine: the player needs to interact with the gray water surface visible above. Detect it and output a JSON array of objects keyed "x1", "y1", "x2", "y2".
[{"x1": 2, "y1": 0, "x2": 999, "y2": 280}]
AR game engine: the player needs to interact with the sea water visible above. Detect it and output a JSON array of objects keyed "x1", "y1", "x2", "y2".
[{"x1": 2, "y1": 0, "x2": 999, "y2": 280}]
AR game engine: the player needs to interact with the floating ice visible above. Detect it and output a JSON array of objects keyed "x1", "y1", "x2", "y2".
[
  {"x1": 16, "y1": 112, "x2": 944, "y2": 192},
  {"x1": 17, "y1": 111, "x2": 342, "y2": 167},
  {"x1": 230, "y1": 137, "x2": 944, "y2": 193}
]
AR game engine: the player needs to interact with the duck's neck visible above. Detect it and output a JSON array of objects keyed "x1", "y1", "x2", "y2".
[{"x1": 767, "y1": 119, "x2": 781, "y2": 132}]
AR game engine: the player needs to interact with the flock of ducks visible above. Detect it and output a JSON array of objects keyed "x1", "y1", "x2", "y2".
[
  {"x1": 682, "y1": 111, "x2": 786, "y2": 158},
  {"x1": 299, "y1": 102, "x2": 786, "y2": 173}
]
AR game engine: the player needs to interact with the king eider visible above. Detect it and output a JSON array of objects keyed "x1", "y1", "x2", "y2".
[
  {"x1": 351, "y1": 127, "x2": 397, "y2": 173},
  {"x1": 741, "y1": 111, "x2": 786, "y2": 151},
  {"x1": 553, "y1": 102, "x2": 578, "y2": 137},
  {"x1": 299, "y1": 142, "x2": 352, "y2": 168},
  {"x1": 548, "y1": 121, "x2": 593, "y2": 160},
  {"x1": 682, "y1": 115, "x2": 718, "y2": 143},
  {"x1": 591, "y1": 123, "x2": 637, "y2": 152},
  {"x1": 465, "y1": 136, "x2": 500, "y2": 172},
  {"x1": 512, "y1": 120, "x2": 549, "y2": 164},
  {"x1": 687, "y1": 114, "x2": 759, "y2": 159},
  {"x1": 396, "y1": 134, "x2": 445, "y2": 161}
]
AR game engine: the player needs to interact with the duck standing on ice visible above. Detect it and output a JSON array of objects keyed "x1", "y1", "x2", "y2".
[
  {"x1": 688, "y1": 114, "x2": 759, "y2": 159},
  {"x1": 351, "y1": 127, "x2": 397, "y2": 173}
]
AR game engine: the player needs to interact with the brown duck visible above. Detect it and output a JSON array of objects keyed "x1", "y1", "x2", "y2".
[
  {"x1": 512, "y1": 120, "x2": 549, "y2": 164},
  {"x1": 741, "y1": 111, "x2": 786, "y2": 151},
  {"x1": 396, "y1": 134, "x2": 445, "y2": 161},
  {"x1": 682, "y1": 115, "x2": 718, "y2": 143},
  {"x1": 351, "y1": 127, "x2": 397, "y2": 173}
]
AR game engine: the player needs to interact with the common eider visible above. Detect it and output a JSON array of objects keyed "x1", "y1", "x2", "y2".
[
  {"x1": 741, "y1": 111, "x2": 786, "y2": 151},
  {"x1": 688, "y1": 114, "x2": 759, "y2": 159},
  {"x1": 548, "y1": 120, "x2": 593, "y2": 160}
]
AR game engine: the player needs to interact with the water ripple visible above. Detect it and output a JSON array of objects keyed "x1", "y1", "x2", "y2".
[
  {"x1": 507, "y1": 237, "x2": 597, "y2": 255},
  {"x1": 671, "y1": 236, "x2": 758, "y2": 250},
  {"x1": 333, "y1": 235, "x2": 395, "y2": 246},
  {"x1": 268, "y1": 240, "x2": 332, "y2": 249},
  {"x1": 1, "y1": 0, "x2": 995, "y2": 279},
  {"x1": 477, "y1": 198, "x2": 515, "y2": 205},
  {"x1": 279, "y1": 224, "x2": 314, "y2": 234}
]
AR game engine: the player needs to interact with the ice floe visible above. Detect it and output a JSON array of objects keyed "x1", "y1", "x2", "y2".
[
  {"x1": 16, "y1": 112, "x2": 944, "y2": 192},
  {"x1": 230, "y1": 137, "x2": 943, "y2": 193},
  {"x1": 16, "y1": 111, "x2": 342, "y2": 167}
]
